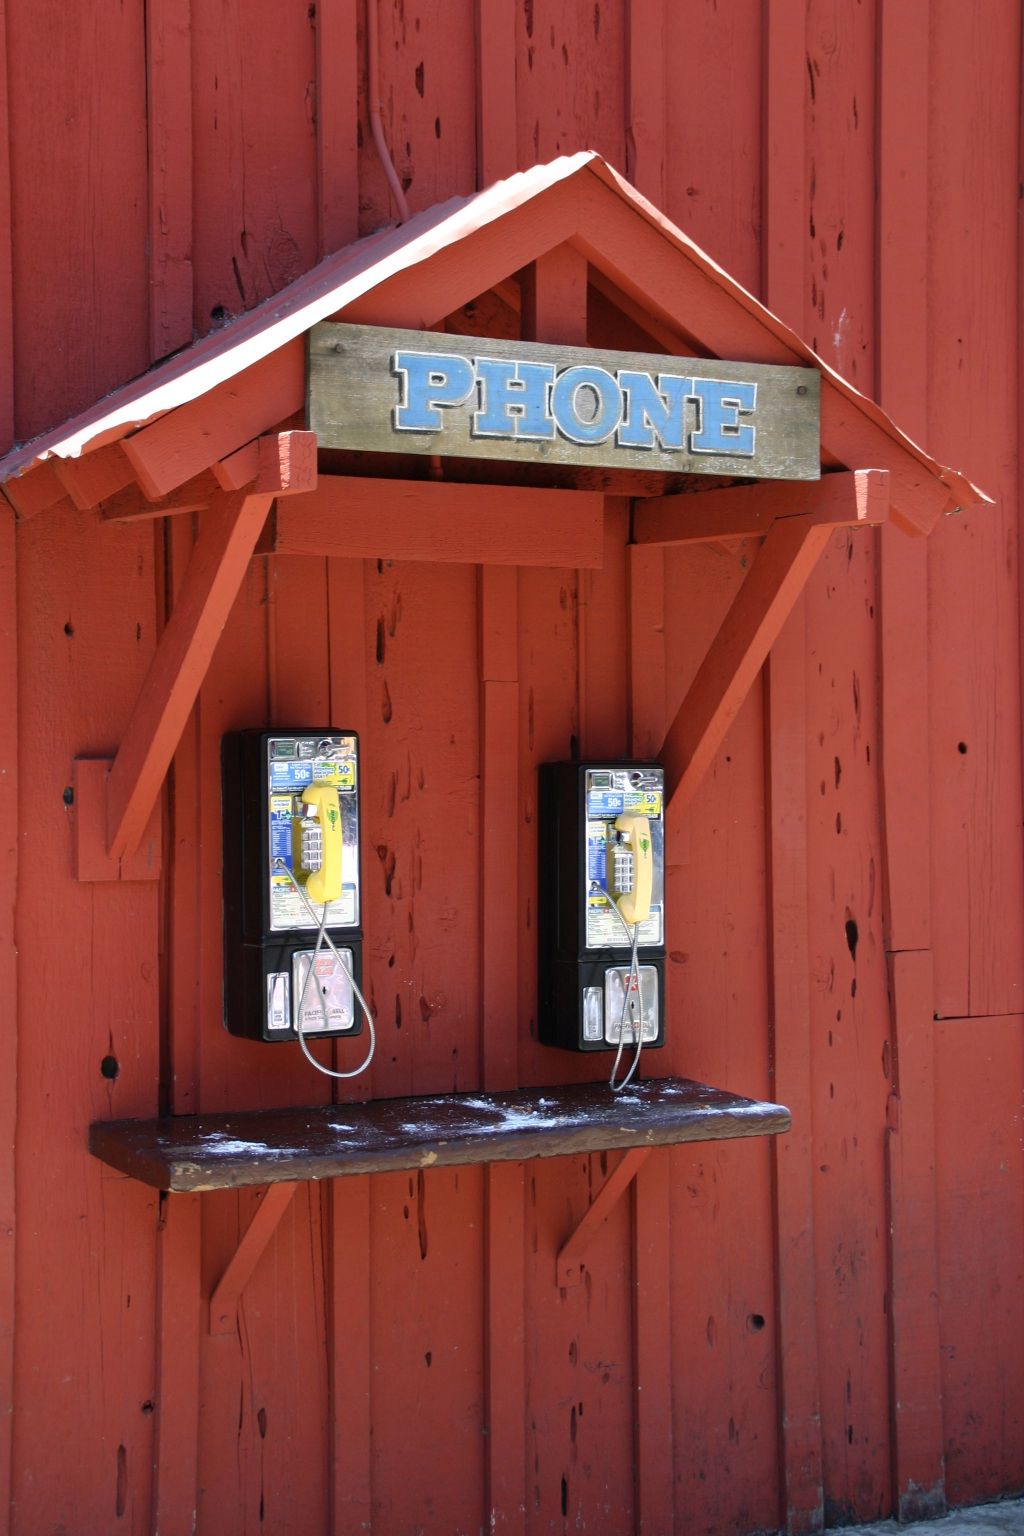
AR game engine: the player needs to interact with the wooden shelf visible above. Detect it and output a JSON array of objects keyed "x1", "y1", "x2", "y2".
[{"x1": 89, "y1": 1077, "x2": 790, "y2": 1192}]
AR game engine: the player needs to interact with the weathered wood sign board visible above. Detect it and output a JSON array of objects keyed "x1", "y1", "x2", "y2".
[{"x1": 308, "y1": 322, "x2": 821, "y2": 480}]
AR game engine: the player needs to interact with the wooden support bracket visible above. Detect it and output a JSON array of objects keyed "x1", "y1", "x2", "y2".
[
  {"x1": 658, "y1": 472, "x2": 890, "y2": 819},
  {"x1": 74, "y1": 474, "x2": 281, "y2": 879},
  {"x1": 556, "y1": 1148, "x2": 651, "y2": 1287},
  {"x1": 209, "y1": 1182, "x2": 299, "y2": 1335},
  {"x1": 634, "y1": 467, "x2": 889, "y2": 547}
]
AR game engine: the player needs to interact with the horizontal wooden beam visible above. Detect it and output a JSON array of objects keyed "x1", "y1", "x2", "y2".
[
  {"x1": 256, "y1": 429, "x2": 317, "y2": 494},
  {"x1": 634, "y1": 468, "x2": 889, "y2": 546},
  {"x1": 99, "y1": 471, "x2": 220, "y2": 522},
  {"x1": 52, "y1": 442, "x2": 136, "y2": 511},
  {"x1": 267, "y1": 477, "x2": 606, "y2": 568},
  {"x1": 1, "y1": 461, "x2": 67, "y2": 519},
  {"x1": 661, "y1": 513, "x2": 834, "y2": 816},
  {"x1": 105, "y1": 487, "x2": 274, "y2": 862},
  {"x1": 121, "y1": 341, "x2": 304, "y2": 498}
]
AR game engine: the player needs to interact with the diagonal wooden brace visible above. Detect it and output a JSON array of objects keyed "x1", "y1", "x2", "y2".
[
  {"x1": 658, "y1": 489, "x2": 887, "y2": 818},
  {"x1": 74, "y1": 484, "x2": 275, "y2": 879},
  {"x1": 209, "y1": 1182, "x2": 300, "y2": 1335},
  {"x1": 556, "y1": 1148, "x2": 651, "y2": 1287}
]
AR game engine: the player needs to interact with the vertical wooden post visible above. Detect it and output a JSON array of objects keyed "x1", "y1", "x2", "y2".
[
  {"x1": 763, "y1": 5, "x2": 825, "y2": 1531},
  {"x1": 0, "y1": 500, "x2": 16, "y2": 1536},
  {"x1": 877, "y1": 2, "x2": 945, "y2": 1515}
]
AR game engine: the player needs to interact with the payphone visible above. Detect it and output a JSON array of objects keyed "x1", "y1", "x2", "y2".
[
  {"x1": 538, "y1": 762, "x2": 666, "y2": 1089},
  {"x1": 222, "y1": 729, "x2": 374, "y2": 1077}
]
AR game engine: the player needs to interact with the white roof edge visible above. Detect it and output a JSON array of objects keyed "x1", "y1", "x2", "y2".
[{"x1": 0, "y1": 153, "x2": 598, "y2": 482}]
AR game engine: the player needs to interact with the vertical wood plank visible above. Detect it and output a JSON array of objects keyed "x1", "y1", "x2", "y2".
[
  {"x1": 629, "y1": 511, "x2": 673, "y2": 1531},
  {"x1": 480, "y1": 564, "x2": 525, "y2": 1534},
  {"x1": 765, "y1": 608, "x2": 825, "y2": 1536},
  {"x1": 476, "y1": 0, "x2": 518, "y2": 187},
  {"x1": 627, "y1": 511, "x2": 673, "y2": 1536},
  {"x1": 884, "y1": 951, "x2": 945, "y2": 1519},
  {"x1": 0, "y1": 502, "x2": 15, "y2": 1536},
  {"x1": 627, "y1": 544, "x2": 665, "y2": 758},
  {"x1": 326, "y1": 557, "x2": 372, "y2": 1534},
  {"x1": 315, "y1": 0, "x2": 359, "y2": 256},
  {"x1": 763, "y1": 6, "x2": 824, "y2": 1530},
  {"x1": 153, "y1": 1192, "x2": 201, "y2": 1536},
  {"x1": 167, "y1": 517, "x2": 202, "y2": 1117},
  {"x1": 157, "y1": 518, "x2": 203, "y2": 1532},
  {"x1": 147, "y1": 0, "x2": 194, "y2": 361},
  {"x1": 926, "y1": 0, "x2": 1024, "y2": 1018},
  {"x1": 934, "y1": 1013, "x2": 1024, "y2": 1503},
  {"x1": 480, "y1": 566, "x2": 520, "y2": 1093},
  {"x1": 876, "y1": 1, "x2": 945, "y2": 1518},
  {"x1": 327, "y1": 1177, "x2": 372, "y2": 1535},
  {"x1": 762, "y1": 0, "x2": 806, "y2": 331},
  {"x1": 626, "y1": 0, "x2": 665, "y2": 206},
  {"x1": 326, "y1": 554, "x2": 372, "y2": 1096}
]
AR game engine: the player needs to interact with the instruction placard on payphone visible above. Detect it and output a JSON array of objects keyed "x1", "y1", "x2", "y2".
[
  {"x1": 222, "y1": 730, "x2": 363, "y2": 1043},
  {"x1": 538, "y1": 761, "x2": 666, "y2": 1057}
]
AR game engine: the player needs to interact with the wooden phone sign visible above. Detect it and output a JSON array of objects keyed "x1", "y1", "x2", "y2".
[{"x1": 308, "y1": 323, "x2": 820, "y2": 480}]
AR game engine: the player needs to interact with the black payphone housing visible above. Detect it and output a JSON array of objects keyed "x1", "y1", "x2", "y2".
[
  {"x1": 538, "y1": 760, "x2": 666, "y2": 1054},
  {"x1": 222, "y1": 728, "x2": 363, "y2": 1043}
]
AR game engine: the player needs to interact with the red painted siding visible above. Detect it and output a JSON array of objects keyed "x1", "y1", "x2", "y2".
[{"x1": 2, "y1": 3, "x2": 1023, "y2": 1533}]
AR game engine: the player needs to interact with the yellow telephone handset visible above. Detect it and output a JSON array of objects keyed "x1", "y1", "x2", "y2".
[
  {"x1": 300, "y1": 783, "x2": 343, "y2": 905},
  {"x1": 610, "y1": 814, "x2": 653, "y2": 927}
]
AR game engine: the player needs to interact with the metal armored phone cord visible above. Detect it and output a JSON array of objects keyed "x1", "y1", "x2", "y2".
[
  {"x1": 599, "y1": 888, "x2": 645, "y2": 1093},
  {"x1": 275, "y1": 860, "x2": 376, "y2": 1080}
]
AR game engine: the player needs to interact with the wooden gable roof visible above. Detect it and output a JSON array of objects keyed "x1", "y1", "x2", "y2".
[{"x1": 0, "y1": 152, "x2": 985, "y2": 535}]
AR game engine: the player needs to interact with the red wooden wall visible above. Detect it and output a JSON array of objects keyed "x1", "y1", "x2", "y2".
[{"x1": 2, "y1": 3, "x2": 1023, "y2": 1533}]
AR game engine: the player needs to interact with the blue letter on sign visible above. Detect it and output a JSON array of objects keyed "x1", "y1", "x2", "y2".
[
  {"x1": 392, "y1": 351, "x2": 475, "y2": 432},
  {"x1": 617, "y1": 371, "x2": 694, "y2": 450},
  {"x1": 690, "y1": 379, "x2": 757, "y2": 456},
  {"x1": 473, "y1": 359, "x2": 556, "y2": 439},
  {"x1": 551, "y1": 365, "x2": 622, "y2": 444}
]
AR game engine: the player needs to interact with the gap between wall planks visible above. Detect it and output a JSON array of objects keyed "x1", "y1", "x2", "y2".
[
  {"x1": 0, "y1": 503, "x2": 15, "y2": 1536},
  {"x1": 315, "y1": 0, "x2": 359, "y2": 258},
  {"x1": 876, "y1": 1, "x2": 945, "y2": 1516},
  {"x1": 762, "y1": 2, "x2": 826, "y2": 1528},
  {"x1": 146, "y1": 0, "x2": 193, "y2": 362}
]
